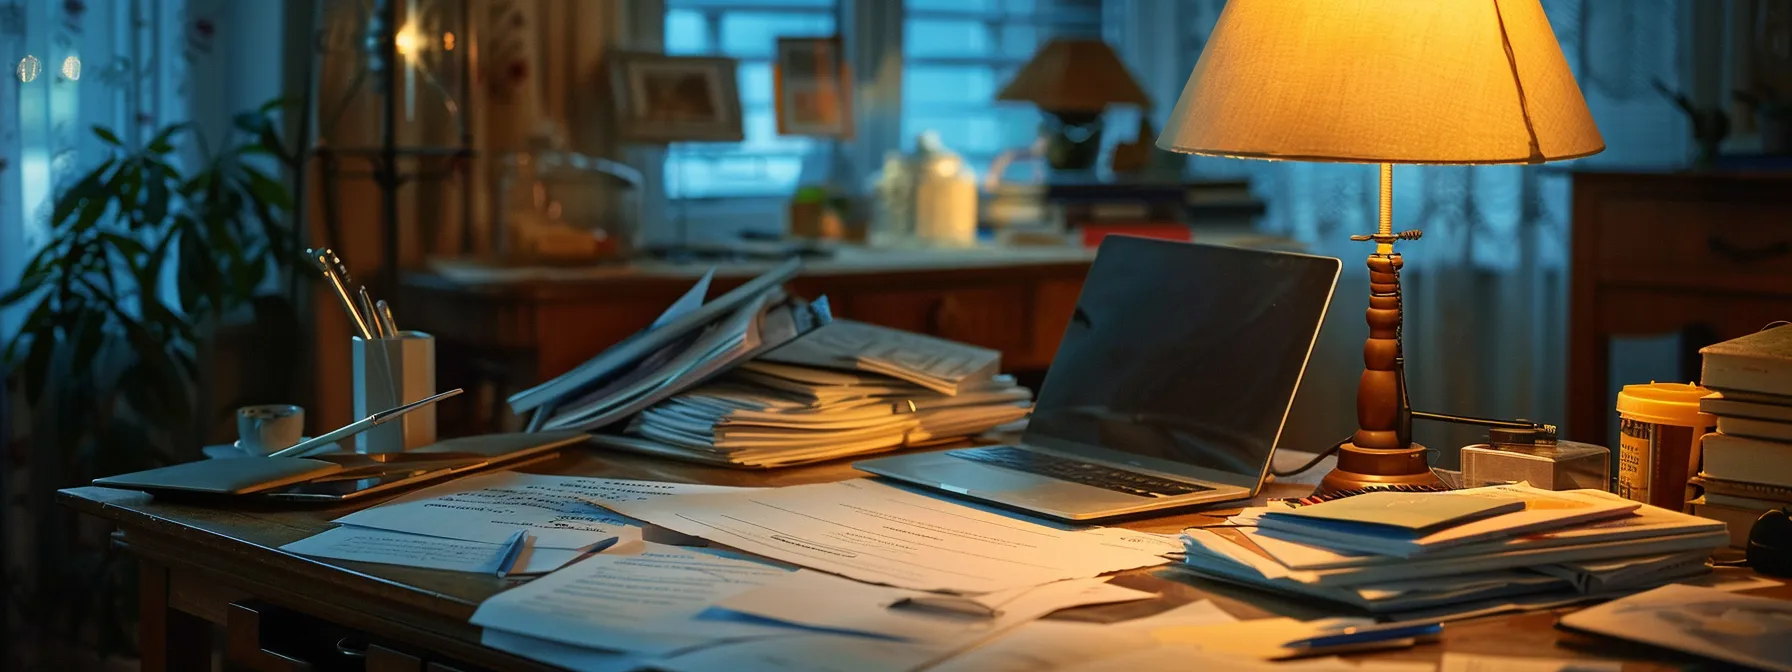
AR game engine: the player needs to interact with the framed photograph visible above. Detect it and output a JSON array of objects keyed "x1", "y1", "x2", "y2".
[
  {"x1": 609, "y1": 51, "x2": 745, "y2": 144},
  {"x1": 775, "y1": 36, "x2": 854, "y2": 138}
]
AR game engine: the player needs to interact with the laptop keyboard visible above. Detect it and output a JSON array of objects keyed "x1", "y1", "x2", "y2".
[{"x1": 949, "y1": 446, "x2": 1214, "y2": 499}]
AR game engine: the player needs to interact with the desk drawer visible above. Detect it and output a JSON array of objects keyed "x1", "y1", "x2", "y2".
[
  {"x1": 1594, "y1": 198, "x2": 1792, "y2": 283},
  {"x1": 226, "y1": 601, "x2": 493, "y2": 672}
]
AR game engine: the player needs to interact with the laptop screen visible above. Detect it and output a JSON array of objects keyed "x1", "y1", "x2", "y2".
[{"x1": 1025, "y1": 236, "x2": 1340, "y2": 482}]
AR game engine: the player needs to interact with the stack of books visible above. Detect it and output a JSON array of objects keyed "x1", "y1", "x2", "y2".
[
  {"x1": 1176, "y1": 484, "x2": 1729, "y2": 621},
  {"x1": 1691, "y1": 325, "x2": 1792, "y2": 547},
  {"x1": 591, "y1": 321, "x2": 1033, "y2": 468}
]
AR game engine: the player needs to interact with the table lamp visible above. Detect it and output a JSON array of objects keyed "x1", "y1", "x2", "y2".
[
  {"x1": 1156, "y1": 0, "x2": 1604, "y2": 493},
  {"x1": 997, "y1": 38, "x2": 1150, "y2": 170}
]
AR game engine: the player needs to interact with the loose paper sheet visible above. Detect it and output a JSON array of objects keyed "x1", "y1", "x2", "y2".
[
  {"x1": 653, "y1": 634, "x2": 943, "y2": 672},
  {"x1": 1439, "y1": 653, "x2": 1619, "y2": 672},
  {"x1": 716, "y1": 570, "x2": 1155, "y2": 641},
  {"x1": 332, "y1": 471, "x2": 748, "y2": 549},
  {"x1": 1064, "y1": 647, "x2": 1434, "y2": 672},
  {"x1": 933, "y1": 599, "x2": 1240, "y2": 672},
  {"x1": 470, "y1": 541, "x2": 795, "y2": 655},
  {"x1": 1559, "y1": 584, "x2": 1792, "y2": 672},
  {"x1": 605, "y1": 479, "x2": 1172, "y2": 593},
  {"x1": 281, "y1": 526, "x2": 588, "y2": 575},
  {"x1": 480, "y1": 629, "x2": 644, "y2": 672}
]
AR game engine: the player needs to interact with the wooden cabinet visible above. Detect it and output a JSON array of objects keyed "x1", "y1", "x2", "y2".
[
  {"x1": 1568, "y1": 171, "x2": 1792, "y2": 448},
  {"x1": 395, "y1": 250, "x2": 1093, "y2": 433}
]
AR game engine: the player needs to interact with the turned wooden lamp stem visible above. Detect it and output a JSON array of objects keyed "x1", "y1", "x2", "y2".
[{"x1": 1318, "y1": 163, "x2": 1444, "y2": 494}]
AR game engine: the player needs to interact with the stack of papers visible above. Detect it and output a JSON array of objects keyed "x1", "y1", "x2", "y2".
[
  {"x1": 507, "y1": 260, "x2": 831, "y2": 432},
  {"x1": 1177, "y1": 484, "x2": 1731, "y2": 620},
  {"x1": 592, "y1": 361, "x2": 1032, "y2": 468},
  {"x1": 757, "y1": 319, "x2": 1002, "y2": 395}
]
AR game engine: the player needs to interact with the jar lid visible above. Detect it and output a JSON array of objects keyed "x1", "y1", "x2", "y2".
[{"x1": 1616, "y1": 382, "x2": 1714, "y2": 427}]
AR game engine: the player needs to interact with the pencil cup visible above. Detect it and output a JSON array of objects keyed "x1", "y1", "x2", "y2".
[{"x1": 352, "y1": 331, "x2": 437, "y2": 454}]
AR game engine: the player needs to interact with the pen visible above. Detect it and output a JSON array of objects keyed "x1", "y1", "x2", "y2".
[
  {"x1": 311, "y1": 248, "x2": 374, "y2": 339},
  {"x1": 358, "y1": 287, "x2": 384, "y2": 338},
  {"x1": 889, "y1": 595, "x2": 1003, "y2": 619},
  {"x1": 1282, "y1": 622, "x2": 1443, "y2": 649},
  {"x1": 268, "y1": 388, "x2": 464, "y2": 458},
  {"x1": 376, "y1": 299, "x2": 399, "y2": 336}
]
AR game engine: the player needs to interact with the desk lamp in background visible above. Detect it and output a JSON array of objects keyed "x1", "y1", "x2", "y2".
[
  {"x1": 1156, "y1": 0, "x2": 1604, "y2": 493},
  {"x1": 998, "y1": 38, "x2": 1151, "y2": 170}
]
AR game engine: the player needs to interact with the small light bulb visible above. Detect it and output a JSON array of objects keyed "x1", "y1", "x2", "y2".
[
  {"x1": 60, "y1": 55, "x2": 80, "y2": 81},
  {"x1": 442, "y1": 32, "x2": 455, "y2": 51},
  {"x1": 17, "y1": 54, "x2": 39, "y2": 83},
  {"x1": 394, "y1": 26, "x2": 422, "y2": 57}
]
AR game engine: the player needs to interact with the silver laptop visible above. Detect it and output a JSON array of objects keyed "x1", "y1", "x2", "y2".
[{"x1": 856, "y1": 236, "x2": 1340, "y2": 521}]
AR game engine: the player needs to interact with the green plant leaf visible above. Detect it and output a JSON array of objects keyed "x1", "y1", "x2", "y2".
[
  {"x1": 144, "y1": 122, "x2": 191, "y2": 155},
  {"x1": 51, "y1": 163, "x2": 113, "y2": 229},
  {"x1": 239, "y1": 166, "x2": 294, "y2": 211},
  {"x1": 0, "y1": 265, "x2": 50, "y2": 306},
  {"x1": 231, "y1": 111, "x2": 266, "y2": 135},
  {"x1": 91, "y1": 125, "x2": 123, "y2": 146}
]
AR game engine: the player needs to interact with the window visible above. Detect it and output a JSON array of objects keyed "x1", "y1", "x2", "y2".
[
  {"x1": 663, "y1": 0, "x2": 838, "y2": 199},
  {"x1": 900, "y1": 0, "x2": 1101, "y2": 180}
]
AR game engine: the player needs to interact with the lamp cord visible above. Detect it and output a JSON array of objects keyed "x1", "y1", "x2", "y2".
[{"x1": 1272, "y1": 436, "x2": 1352, "y2": 478}]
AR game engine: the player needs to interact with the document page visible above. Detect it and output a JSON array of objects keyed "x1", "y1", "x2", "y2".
[
  {"x1": 934, "y1": 599, "x2": 1239, "y2": 672},
  {"x1": 281, "y1": 526, "x2": 591, "y2": 575},
  {"x1": 470, "y1": 541, "x2": 796, "y2": 655},
  {"x1": 605, "y1": 479, "x2": 1172, "y2": 593},
  {"x1": 333, "y1": 471, "x2": 748, "y2": 549},
  {"x1": 716, "y1": 570, "x2": 1154, "y2": 641}
]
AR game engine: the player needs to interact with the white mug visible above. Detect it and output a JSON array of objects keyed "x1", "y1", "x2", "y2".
[{"x1": 237, "y1": 404, "x2": 304, "y2": 455}]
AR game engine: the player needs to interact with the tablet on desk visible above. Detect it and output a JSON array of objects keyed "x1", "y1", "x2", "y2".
[{"x1": 259, "y1": 451, "x2": 563, "y2": 503}]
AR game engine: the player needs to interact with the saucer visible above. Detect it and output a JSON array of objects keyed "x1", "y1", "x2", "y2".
[{"x1": 203, "y1": 438, "x2": 337, "y2": 459}]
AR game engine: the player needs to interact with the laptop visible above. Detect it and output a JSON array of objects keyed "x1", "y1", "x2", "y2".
[{"x1": 855, "y1": 236, "x2": 1340, "y2": 521}]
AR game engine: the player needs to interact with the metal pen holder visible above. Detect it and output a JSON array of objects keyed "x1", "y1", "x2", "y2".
[{"x1": 352, "y1": 331, "x2": 436, "y2": 454}]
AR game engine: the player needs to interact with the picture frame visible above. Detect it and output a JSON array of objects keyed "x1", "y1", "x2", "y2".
[
  {"x1": 609, "y1": 51, "x2": 745, "y2": 144},
  {"x1": 774, "y1": 36, "x2": 854, "y2": 138}
]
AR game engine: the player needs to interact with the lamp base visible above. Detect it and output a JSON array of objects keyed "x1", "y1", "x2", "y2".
[{"x1": 1317, "y1": 440, "x2": 1443, "y2": 494}]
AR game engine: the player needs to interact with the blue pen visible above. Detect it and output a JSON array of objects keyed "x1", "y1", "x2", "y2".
[
  {"x1": 493, "y1": 529, "x2": 529, "y2": 577},
  {"x1": 1282, "y1": 622, "x2": 1444, "y2": 650}
]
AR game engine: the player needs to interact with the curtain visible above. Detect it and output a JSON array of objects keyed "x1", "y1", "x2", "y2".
[
  {"x1": 1107, "y1": 0, "x2": 1689, "y2": 461},
  {"x1": 0, "y1": 0, "x2": 295, "y2": 334}
]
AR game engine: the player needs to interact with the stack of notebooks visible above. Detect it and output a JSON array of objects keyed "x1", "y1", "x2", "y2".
[
  {"x1": 1691, "y1": 324, "x2": 1792, "y2": 547},
  {"x1": 1177, "y1": 484, "x2": 1729, "y2": 621},
  {"x1": 591, "y1": 321, "x2": 1034, "y2": 468}
]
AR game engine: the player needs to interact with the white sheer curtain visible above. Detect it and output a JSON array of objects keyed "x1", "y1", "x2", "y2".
[
  {"x1": 1107, "y1": 0, "x2": 1689, "y2": 461},
  {"x1": 0, "y1": 0, "x2": 292, "y2": 336}
]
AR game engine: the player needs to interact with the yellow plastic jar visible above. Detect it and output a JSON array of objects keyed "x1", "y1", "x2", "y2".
[{"x1": 1615, "y1": 382, "x2": 1714, "y2": 511}]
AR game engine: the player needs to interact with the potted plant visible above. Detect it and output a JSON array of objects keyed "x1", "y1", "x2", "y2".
[
  {"x1": 1654, "y1": 80, "x2": 1730, "y2": 170},
  {"x1": 0, "y1": 98, "x2": 305, "y2": 658},
  {"x1": 1735, "y1": 86, "x2": 1792, "y2": 155}
]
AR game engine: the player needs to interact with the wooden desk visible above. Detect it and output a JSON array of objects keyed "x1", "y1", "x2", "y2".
[
  {"x1": 1568, "y1": 171, "x2": 1792, "y2": 447},
  {"x1": 61, "y1": 451, "x2": 1783, "y2": 672},
  {"x1": 395, "y1": 248, "x2": 1093, "y2": 434}
]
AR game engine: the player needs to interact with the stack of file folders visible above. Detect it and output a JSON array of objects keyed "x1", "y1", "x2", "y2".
[
  {"x1": 1177, "y1": 484, "x2": 1730, "y2": 621},
  {"x1": 591, "y1": 360, "x2": 1033, "y2": 468}
]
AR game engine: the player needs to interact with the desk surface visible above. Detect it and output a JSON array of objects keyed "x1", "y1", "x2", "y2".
[{"x1": 61, "y1": 449, "x2": 1788, "y2": 672}]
